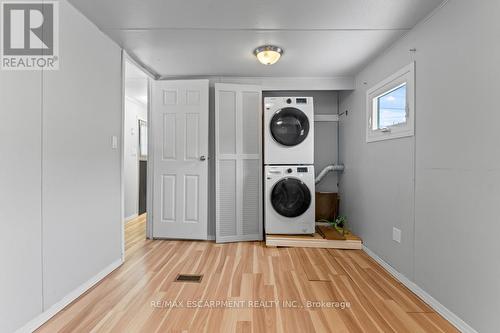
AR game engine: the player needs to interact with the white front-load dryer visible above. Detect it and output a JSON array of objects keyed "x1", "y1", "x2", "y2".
[
  {"x1": 265, "y1": 165, "x2": 315, "y2": 234},
  {"x1": 264, "y1": 97, "x2": 314, "y2": 165}
]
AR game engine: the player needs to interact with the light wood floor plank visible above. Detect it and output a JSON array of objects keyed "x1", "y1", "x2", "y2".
[{"x1": 36, "y1": 215, "x2": 458, "y2": 333}]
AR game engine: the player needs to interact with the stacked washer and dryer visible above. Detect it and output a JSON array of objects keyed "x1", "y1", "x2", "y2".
[{"x1": 264, "y1": 97, "x2": 316, "y2": 234}]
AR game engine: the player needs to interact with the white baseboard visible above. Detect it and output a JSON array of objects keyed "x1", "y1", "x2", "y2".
[
  {"x1": 362, "y1": 246, "x2": 477, "y2": 333},
  {"x1": 16, "y1": 258, "x2": 123, "y2": 333},
  {"x1": 124, "y1": 213, "x2": 138, "y2": 223}
]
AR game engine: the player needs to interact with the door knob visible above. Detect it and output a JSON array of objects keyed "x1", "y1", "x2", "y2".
[{"x1": 200, "y1": 155, "x2": 207, "y2": 161}]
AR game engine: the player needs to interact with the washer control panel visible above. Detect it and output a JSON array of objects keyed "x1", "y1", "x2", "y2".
[{"x1": 266, "y1": 166, "x2": 312, "y2": 180}]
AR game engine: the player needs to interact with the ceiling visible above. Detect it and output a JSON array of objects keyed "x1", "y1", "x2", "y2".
[{"x1": 68, "y1": 0, "x2": 444, "y2": 78}]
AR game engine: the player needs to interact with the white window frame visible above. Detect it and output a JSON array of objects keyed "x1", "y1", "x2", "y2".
[{"x1": 366, "y1": 62, "x2": 415, "y2": 143}]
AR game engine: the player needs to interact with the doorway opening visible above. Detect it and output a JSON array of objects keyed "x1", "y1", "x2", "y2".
[{"x1": 123, "y1": 55, "x2": 150, "y2": 254}]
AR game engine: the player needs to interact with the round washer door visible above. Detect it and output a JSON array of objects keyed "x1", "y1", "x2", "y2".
[
  {"x1": 270, "y1": 107, "x2": 310, "y2": 146},
  {"x1": 271, "y1": 178, "x2": 311, "y2": 218}
]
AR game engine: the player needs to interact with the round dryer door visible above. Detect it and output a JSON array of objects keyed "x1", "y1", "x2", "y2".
[
  {"x1": 270, "y1": 107, "x2": 310, "y2": 146},
  {"x1": 271, "y1": 178, "x2": 312, "y2": 218}
]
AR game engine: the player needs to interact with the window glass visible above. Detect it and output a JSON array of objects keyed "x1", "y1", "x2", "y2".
[{"x1": 373, "y1": 83, "x2": 407, "y2": 130}]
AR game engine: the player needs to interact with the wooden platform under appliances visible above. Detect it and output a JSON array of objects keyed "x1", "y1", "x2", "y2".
[{"x1": 266, "y1": 225, "x2": 363, "y2": 249}]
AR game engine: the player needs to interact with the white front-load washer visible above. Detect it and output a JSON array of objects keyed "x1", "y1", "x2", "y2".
[
  {"x1": 264, "y1": 165, "x2": 315, "y2": 234},
  {"x1": 264, "y1": 97, "x2": 314, "y2": 165}
]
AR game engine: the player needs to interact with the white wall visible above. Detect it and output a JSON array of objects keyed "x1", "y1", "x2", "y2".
[
  {"x1": 41, "y1": 0, "x2": 122, "y2": 310},
  {"x1": 0, "y1": 1, "x2": 122, "y2": 331},
  {"x1": 0, "y1": 72, "x2": 43, "y2": 332},
  {"x1": 123, "y1": 97, "x2": 147, "y2": 220},
  {"x1": 339, "y1": 1, "x2": 500, "y2": 332}
]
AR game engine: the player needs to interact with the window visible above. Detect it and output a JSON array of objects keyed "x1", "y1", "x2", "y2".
[{"x1": 366, "y1": 62, "x2": 414, "y2": 142}]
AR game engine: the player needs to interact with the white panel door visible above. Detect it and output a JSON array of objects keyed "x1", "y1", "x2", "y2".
[
  {"x1": 215, "y1": 83, "x2": 263, "y2": 243},
  {"x1": 152, "y1": 80, "x2": 209, "y2": 239}
]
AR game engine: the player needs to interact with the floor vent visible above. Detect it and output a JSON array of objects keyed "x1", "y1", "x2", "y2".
[{"x1": 175, "y1": 274, "x2": 203, "y2": 283}]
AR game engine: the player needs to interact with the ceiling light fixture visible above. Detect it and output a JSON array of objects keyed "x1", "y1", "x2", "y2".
[{"x1": 254, "y1": 45, "x2": 283, "y2": 65}]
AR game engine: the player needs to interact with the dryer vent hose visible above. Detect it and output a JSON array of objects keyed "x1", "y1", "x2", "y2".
[{"x1": 315, "y1": 164, "x2": 345, "y2": 185}]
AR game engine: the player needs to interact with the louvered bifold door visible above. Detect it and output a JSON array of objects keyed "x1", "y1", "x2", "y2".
[{"x1": 215, "y1": 83, "x2": 263, "y2": 243}]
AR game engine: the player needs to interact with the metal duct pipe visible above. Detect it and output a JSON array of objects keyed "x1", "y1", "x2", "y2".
[{"x1": 315, "y1": 164, "x2": 345, "y2": 185}]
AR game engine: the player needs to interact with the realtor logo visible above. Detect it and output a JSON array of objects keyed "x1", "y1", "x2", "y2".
[{"x1": 1, "y1": 1, "x2": 59, "y2": 70}]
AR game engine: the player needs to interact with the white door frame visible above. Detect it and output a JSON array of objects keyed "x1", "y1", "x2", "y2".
[{"x1": 146, "y1": 77, "x2": 154, "y2": 239}]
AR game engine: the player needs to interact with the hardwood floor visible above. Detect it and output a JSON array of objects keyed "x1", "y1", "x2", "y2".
[{"x1": 37, "y1": 214, "x2": 457, "y2": 332}]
